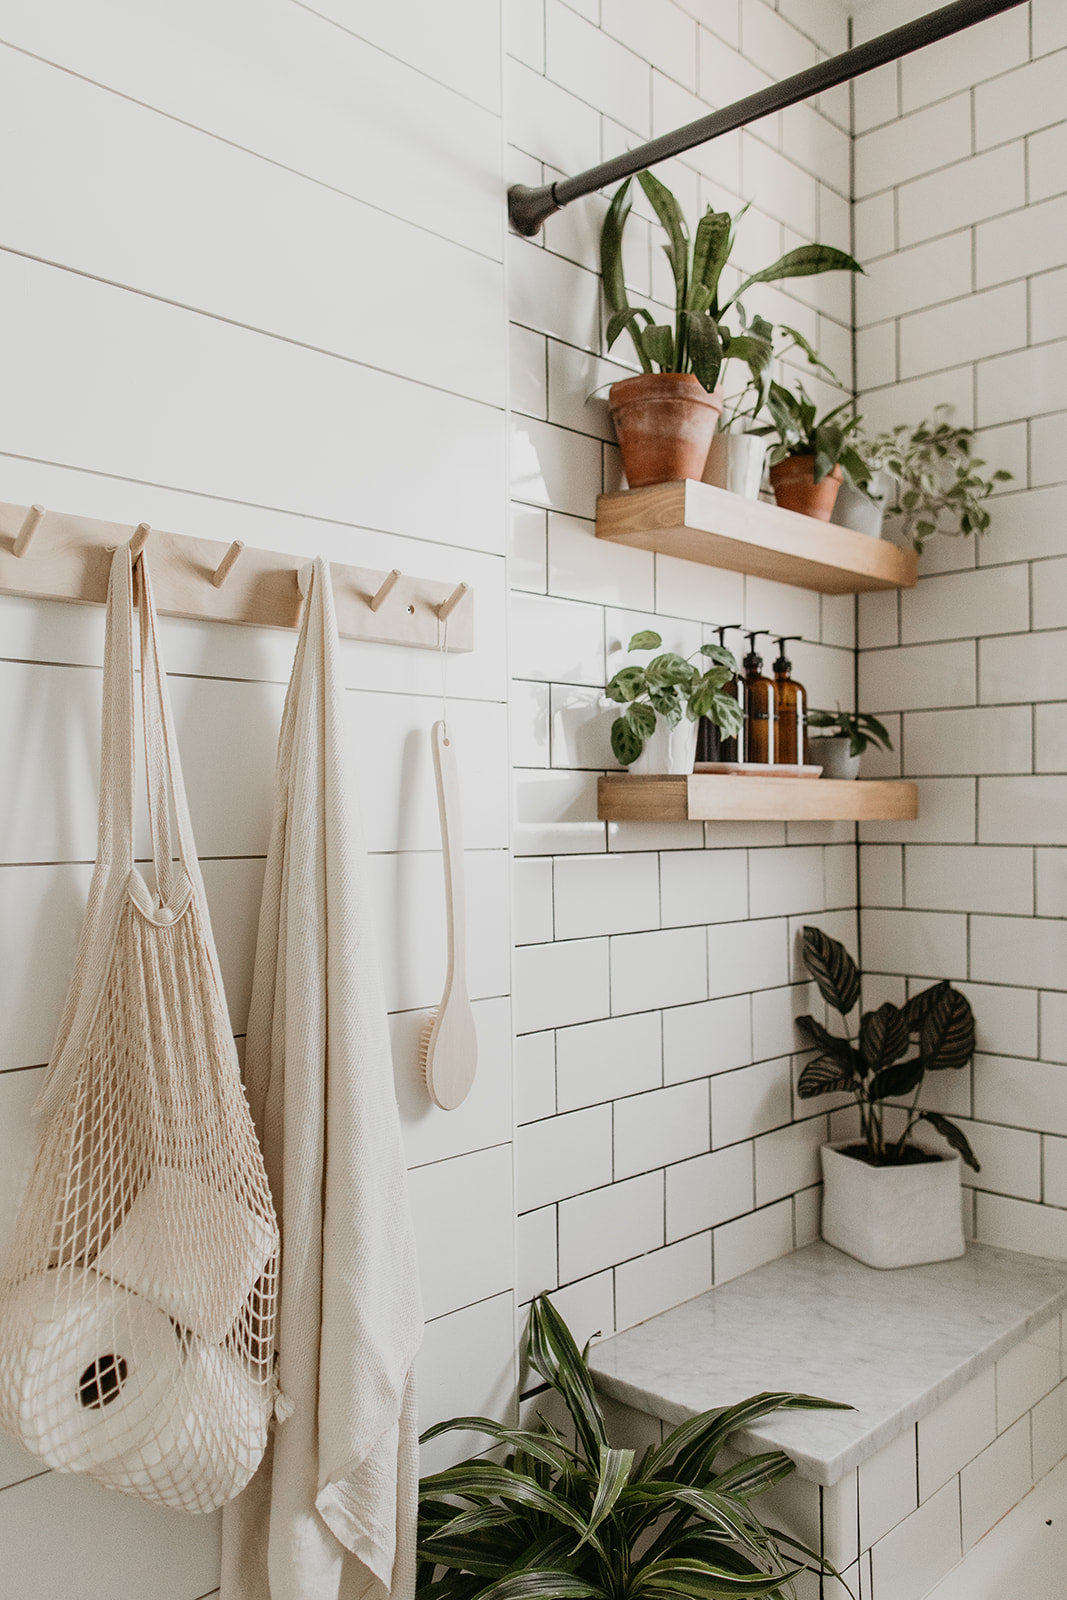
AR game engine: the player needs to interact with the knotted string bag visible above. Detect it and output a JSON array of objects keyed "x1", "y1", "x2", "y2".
[{"x1": 0, "y1": 543, "x2": 280, "y2": 1513}]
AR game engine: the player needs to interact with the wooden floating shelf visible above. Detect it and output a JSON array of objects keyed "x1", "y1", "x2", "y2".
[
  {"x1": 0, "y1": 500, "x2": 473, "y2": 651},
  {"x1": 596, "y1": 480, "x2": 917, "y2": 594},
  {"x1": 598, "y1": 773, "x2": 919, "y2": 824}
]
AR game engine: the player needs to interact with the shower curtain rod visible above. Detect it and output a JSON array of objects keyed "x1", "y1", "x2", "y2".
[{"x1": 507, "y1": 0, "x2": 1026, "y2": 236}]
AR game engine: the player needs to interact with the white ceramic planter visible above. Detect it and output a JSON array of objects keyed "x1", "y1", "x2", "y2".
[
  {"x1": 831, "y1": 470, "x2": 891, "y2": 538},
  {"x1": 821, "y1": 1141, "x2": 965, "y2": 1269},
  {"x1": 811, "y1": 735, "x2": 860, "y2": 780},
  {"x1": 702, "y1": 430, "x2": 767, "y2": 499},
  {"x1": 628, "y1": 718, "x2": 698, "y2": 775}
]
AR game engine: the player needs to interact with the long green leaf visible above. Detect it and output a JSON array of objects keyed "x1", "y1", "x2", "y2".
[
  {"x1": 651, "y1": 1393, "x2": 848, "y2": 1487},
  {"x1": 600, "y1": 178, "x2": 633, "y2": 315},
  {"x1": 638, "y1": 169, "x2": 690, "y2": 314},
  {"x1": 526, "y1": 1296, "x2": 609, "y2": 1465},
  {"x1": 633, "y1": 1558, "x2": 801, "y2": 1598},
  {"x1": 472, "y1": 1574, "x2": 608, "y2": 1600},
  {"x1": 709, "y1": 1454, "x2": 796, "y2": 1500},
  {"x1": 582, "y1": 1446, "x2": 633, "y2": 1544},
  {"x1": 725, "y1": 244, "x2": 863, "y2": 311},
  {"x1": 690, "y1": 209, "x2": 732, "y2": 309},
  {"x1": 420, "y1": 1416, "x2": 579, "y2": 1472},
  {"x1": 643, "y1": 323, "x2": 676, "y2": 371},
  {"x1": 419, "y1": 1462, "x2": 596, "y2": 1545},
  {"x1": 605, "y1": 306, "x2": 654, "y2": 371},
  {"x1": 681, "y1": 311, "x2": 724, "y2": 392}
]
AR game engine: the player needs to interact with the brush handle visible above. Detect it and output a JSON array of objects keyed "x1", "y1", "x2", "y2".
[{"x1": 431, "y1": 719, "x2": 467, "y2": 998}]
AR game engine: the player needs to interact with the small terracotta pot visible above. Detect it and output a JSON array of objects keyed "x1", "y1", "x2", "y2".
[
  {"x1": 608, "y1": 373, "x2": 723, "y2": 488},
  {"x1": 769, "y1": 455, "x2": 843, "y2": 520}
]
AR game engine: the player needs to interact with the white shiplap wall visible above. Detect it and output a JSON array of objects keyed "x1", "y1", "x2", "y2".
[
  {"x1": 852, "y1": 0, "x2": 1067, "y2": 1256},
  {"x1": 0, "y1": 2, "x2": 513, "y2": 1594}
]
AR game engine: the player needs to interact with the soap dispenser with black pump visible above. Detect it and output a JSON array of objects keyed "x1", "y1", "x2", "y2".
[
  {"x1": 772, "y1": 636, "x2": 807, "y2": 766},
  {"x1": 741, "y1": 631, "x2": 776, "y2": 763},
  {"x1": 695, "y1": 624, "x2": 744, "y2": 765}
]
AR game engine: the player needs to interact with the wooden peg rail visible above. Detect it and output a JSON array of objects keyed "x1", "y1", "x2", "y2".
[{"x1": 0, "y1": 501, "x2": 474, "y2": 652}]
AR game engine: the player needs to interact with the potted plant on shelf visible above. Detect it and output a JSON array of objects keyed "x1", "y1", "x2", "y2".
[
  {"x1": 606, "y1": 630, "x2": 743, "y2": 774},
  {"x1": 806, "y1": 708, "x2": 893, "y2": 779},
  {"x1": 755, "y1": 381, "x2": 869, "y2": 521},
  {"x1": 863, "y1": 407, "x2": 1013, "y2": 552},
  {"x1": 795, "y1": 925, "x2": 978, "y2": 1270},
  {"x1": 706, "y1": 319, "x2": 841, "y2": 501},
  {"x1": 418, "y1": 1292, "x2": 852, "y2": 1600},
  {"x1": 599, "y1": 173, "x2": 862, "y2": 488}
]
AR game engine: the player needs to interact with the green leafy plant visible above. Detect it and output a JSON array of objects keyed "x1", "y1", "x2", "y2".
[
  {"x1": 600, "y1": 173, "x2": 862, "y2": 397},
  {"x1": 754, "y1": 381, "x2": 868, "y2": 487},
  {"x1": 718, "y1": 320, "x2": 839, "y2": 433},
  {"x1": 806, "y1": 709, "x2": 893, "y2": 758},
  {"x1": 606, "y1": 630, "x2": 743, "y2": 766},
  {"x1": 861, "y1": 407, "x2": 1013, "y2": 552},
  {"x1": 418, "y1": 1292, "x2": 854, "y2": 1600},
  {"x1": 796, "y1": 925, "x2": 979, "y2": 1170}
]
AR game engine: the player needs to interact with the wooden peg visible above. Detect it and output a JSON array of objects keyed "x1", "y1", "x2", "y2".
[
  {"x1": 437, "y1": 582, "x2": 468, "y2": 623},
  {"x1": 12, "y1": 504, "x2": 45, "y2": 558},
  {"x1": 211, "y1": 539, "x2": 245, "y2": 588},
  {"x1": 369, "y1": 568, "x2": 401, "y2": 612},
  {"x1": 129, "y1": 522, "x2": 152, "y2": 562}
]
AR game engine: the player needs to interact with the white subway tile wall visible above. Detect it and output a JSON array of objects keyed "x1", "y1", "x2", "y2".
[
  {"x1": 508, "y1": 0, "x2": 859, "y2": 1357},
  {"x1": 3, "y1": 0, "x2": 1065, "y2": 1591},
  {"x1": 856, "y1": 1, "x2": 1067, "y2": 1263}
]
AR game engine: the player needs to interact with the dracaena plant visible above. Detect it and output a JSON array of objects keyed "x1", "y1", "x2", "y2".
[
  {"x1": 600, "y1": 172, "x2": 862, "y2": 399},
  {"x1": 754, "y1": 382, "x2": 868, "y2": 488},
  {"x1": 606, "y1": 630, "x2": 743, "y2": 767},
  {"x1": 417, "y1": 1292, "x2": 853, "y2": 1600},
  {"x1": 796, "y1": 926, "x2": 979, "y2": 1171}
]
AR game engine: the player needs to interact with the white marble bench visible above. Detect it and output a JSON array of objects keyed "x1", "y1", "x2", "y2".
[{"x1": 588, "y1": 1241, "x2": 1067, "y2": 1600}]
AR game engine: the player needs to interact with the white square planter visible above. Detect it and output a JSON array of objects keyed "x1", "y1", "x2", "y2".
[{"x1": 821, "y1": 1141, "x2": 965, "y2": 1270}]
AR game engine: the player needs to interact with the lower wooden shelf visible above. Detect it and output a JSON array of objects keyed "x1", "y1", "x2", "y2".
[{"x1": 598, "y1": 773, "x2": 919, "y2": 823}]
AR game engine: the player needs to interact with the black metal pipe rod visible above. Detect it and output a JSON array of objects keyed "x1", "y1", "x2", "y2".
[{"x1": 508, "y1": 0, "x2": 1026, "y2": 235}]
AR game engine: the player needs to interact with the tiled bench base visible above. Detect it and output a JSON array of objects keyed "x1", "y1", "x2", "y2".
[{"x1": 588, "y1": 1243, "x2": 1067, "y2": 1600}]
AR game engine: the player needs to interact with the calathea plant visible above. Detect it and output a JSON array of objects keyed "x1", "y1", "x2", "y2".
[
  {"x1": 417, "y1": 1292, "x2": 853, "y2": 1600},
  {"x1": 600, "y1": 172, "x2": 862, "y2": 396},
  {"x1": 796, "y1": 926, "x2": 979, "y2": 1170},
  {"x1": 606, "y1": 631, "x2": 743, "y2": 766}
]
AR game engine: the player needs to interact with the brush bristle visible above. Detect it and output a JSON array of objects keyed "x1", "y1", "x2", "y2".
[{"x1": 418, "y1": 1012, "x2": 436, "y2": 1085}]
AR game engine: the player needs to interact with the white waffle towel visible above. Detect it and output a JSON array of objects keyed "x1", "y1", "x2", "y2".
[{"x1": 221, "y1": 557, "x2": 423, "y2": 1600}]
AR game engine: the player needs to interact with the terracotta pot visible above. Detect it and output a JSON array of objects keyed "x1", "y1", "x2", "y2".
[
  {"x1": 608, "y1": 373, "x2": 723, "y2": 488},
  {"x1": 768, "y1": 455, "x2": 843, "y2": 520}
]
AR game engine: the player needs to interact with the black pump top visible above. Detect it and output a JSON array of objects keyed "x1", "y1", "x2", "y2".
[
  {"x1": 711, "y1": 622, "x2": 743, "y2": 647},
  {"x1": 743, "y1": 630, "x2": 770, "y2": 674},
  {"x1": 773, "y1": 635, "x2": 803, "y2": 675}
]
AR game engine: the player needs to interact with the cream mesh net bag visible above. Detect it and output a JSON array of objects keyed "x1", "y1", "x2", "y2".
[{"x1": 0, "y1": 544, "x2": 280, "y2": 1513}]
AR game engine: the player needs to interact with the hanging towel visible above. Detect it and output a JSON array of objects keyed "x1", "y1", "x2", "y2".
[{"x1": 221, "y1": 558, "x2": 423, "y2": 1600}]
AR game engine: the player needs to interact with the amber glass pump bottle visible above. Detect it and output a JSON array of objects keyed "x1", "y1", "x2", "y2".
[
  {"x1": 695, "y1": 623, "x2": 744, "y2": 764},
  {"x1": 772, "y1": 636, "x2": 807, "y2": 765},
  {"x1": 741, "y1": 631, "x2": 775, "y2": 763}
]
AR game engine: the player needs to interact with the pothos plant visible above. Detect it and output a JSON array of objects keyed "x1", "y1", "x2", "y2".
[
  {"x1": 606, "y1": 631, "x2": 743, "y2": 766},
  {"x1": 417, "y1": 1292, "x2": 854, "y2": 1600},
  {"x1": 860, "y1": 407, "x2": 1013, "y2": 552},
  {"x1": 600, "y1": 171, "x2": 862, "y2": 398},
  {"x1": 795, "y1": 926, "x2": 979, "y2": 1171}
]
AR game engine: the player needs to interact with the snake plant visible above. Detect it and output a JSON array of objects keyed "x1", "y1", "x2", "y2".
[
  {"x1": 599, "y1": 172, "x2": 862, "y2": 399},
  {"x1": 417, "y1": 1293, "x2": 853, "y2": 1600}
]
